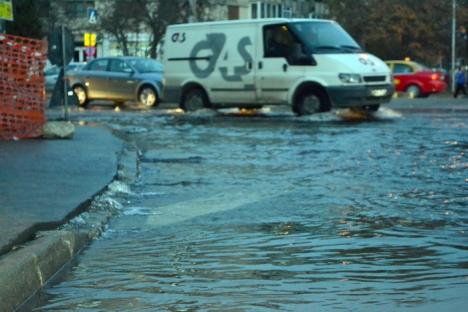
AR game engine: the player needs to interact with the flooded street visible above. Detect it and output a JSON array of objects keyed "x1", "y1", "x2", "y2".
[{"x1": 35, "y1": 105, "x2": 467, "y2": 311}]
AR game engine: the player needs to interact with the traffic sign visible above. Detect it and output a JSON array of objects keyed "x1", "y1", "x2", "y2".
[
  {"x1": 47, "y1": 27, "x2": 75, "y2": 67},
  {"x1": 84, "y1": 33, "x2": 96, "y2": 47},
  {"x1": 90, "y1": 33, "x2": 96, "y2": 46},
  {"x1": 84, "y1": 33, "x2": 90, "y2": 46},
  {"x1": 85, "y1": 46, "x2": 96, "y2": 58},
  {"x1": 0, "y1": 0, "x2": 13, "y2": 21},
  {"x1": 87, "y1": 7, "x2": 97, "y2": 24}
]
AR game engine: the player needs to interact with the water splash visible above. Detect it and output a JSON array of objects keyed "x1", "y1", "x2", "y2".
[
  {"x1": 107, "y1": 181, "x2": 132, "y2": 195},
  {"x1": 122, "y1": 206, "x2": 162, "y2": 216}
]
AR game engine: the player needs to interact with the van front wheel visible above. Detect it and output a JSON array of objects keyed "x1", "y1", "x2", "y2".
[
  {"x1": 293, "y1": 89, "x2": 330, "y2": 116},
  {"x1": 181, "y1": 88, "x2": 209, "y2": 112}
]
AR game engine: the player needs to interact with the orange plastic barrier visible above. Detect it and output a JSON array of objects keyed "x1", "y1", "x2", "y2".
[{"x1": 0, "y1": 34, "x2": 47, "y2": 140}]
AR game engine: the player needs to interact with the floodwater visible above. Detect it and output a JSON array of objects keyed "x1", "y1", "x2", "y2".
[{"x1": 35, "y1": 107, "x2": 467, "y2": 311}]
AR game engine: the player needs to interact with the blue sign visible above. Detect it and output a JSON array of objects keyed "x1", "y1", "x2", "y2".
[{"x1": 87, "y1": 7, "x2": 97, "y2": 24}]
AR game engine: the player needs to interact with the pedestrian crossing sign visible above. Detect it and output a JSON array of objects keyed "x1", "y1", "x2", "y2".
[
  {"x1": 87, "y1": 7, "x2": 97, "y2": 24},
  {"x1": 0, "y1": 0, "x2": 13, "y2": 21}
]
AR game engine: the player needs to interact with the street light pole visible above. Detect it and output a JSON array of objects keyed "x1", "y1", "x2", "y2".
[
  {"x1": 188, "y1": 0, "x2": 197, "y2": 23},
  {"x1": 451, "y1": 0, "x2": 457, "y2": 92}
]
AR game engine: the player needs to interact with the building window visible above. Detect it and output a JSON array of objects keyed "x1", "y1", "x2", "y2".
[
  {"x1": 252, "y1": 2, "x2": 294, "y2": 19},
  {"x1": 251, "y1": 3, "x2": 257, "y2": 18},
  {"x1": 228, "y1": 5, "x2": 239, "y2": 20},
  {"x1": 283, "y1": 7, "x2": 292, "y2": 18}
]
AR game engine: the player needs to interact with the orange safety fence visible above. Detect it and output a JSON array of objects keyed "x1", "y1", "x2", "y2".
[{"x1": 0, "y1": 34, "x2": 47, "y2": 140}]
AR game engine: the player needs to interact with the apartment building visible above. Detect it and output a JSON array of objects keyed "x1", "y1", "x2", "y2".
[{"x1": 201, "y1": 0, "x2": 327, "y2": 20}]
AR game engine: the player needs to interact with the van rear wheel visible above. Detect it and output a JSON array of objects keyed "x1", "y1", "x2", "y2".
[
  {"x1": 181, "y1": 88, "x2": 209, "y2": 112},
  {"x1": 293, "y1": 89, "x2": 330, "y2": 116}
]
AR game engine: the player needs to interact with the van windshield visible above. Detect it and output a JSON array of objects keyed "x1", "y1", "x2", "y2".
[{"x1": 289, "y1": 21, "x2": 362, "y2": 54}]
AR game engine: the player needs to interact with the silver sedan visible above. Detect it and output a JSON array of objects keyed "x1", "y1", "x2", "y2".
[{"x1": 68, "y1": 57, "x2": 164, "y2": 108}]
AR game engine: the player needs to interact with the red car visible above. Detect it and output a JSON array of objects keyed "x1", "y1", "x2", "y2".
[{"x1": 385, "y1": 60, "x2": 447, "y2": 97}]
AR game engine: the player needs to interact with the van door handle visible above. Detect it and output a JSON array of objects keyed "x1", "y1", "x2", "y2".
[
  {"x1": 247, "y1": 62, "x2": 252, "y2": 70},
  {"x1": 283, "y1": 64, "x2": 288, "y2": 72},
  {"x1": 258, "y1": 61, "x2": 263, "y2": 70}
]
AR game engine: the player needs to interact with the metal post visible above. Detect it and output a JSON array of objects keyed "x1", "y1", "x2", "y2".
[
  {"x1": 61, "y1": 25, "x2": 69, "y2": 120},
  {"x1": 188, "y1": 0, "x2": 197, "y2": 22},
  {"x1": 451, "y1": 0, "x2": 457, "y2": 92}
]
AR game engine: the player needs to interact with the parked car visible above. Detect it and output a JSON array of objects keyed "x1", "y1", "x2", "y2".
[
  {"x1": 432, "y1": 67, "x2": 451, "y2": 86},
  {"x1": 68, "y1": 57, "x2": 164, "y2": 108},
  {"x1": 385, "y1": 60, "x2": 447, "y2": 97},
  {"x1": 44, "y1": 62, "x2": 86, "y2": 92}
]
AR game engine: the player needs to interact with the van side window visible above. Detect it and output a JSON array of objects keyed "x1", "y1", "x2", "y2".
[
  {"x1": 263, "y1": 24, "x2": 313, "y2": 66},
  {"x1": 264, "y1": 25, "x2": 296, "y2": 58}
]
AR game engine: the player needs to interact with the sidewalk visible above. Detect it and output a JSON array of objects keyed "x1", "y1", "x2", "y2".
[{"x1": 0, "y1": 126, "x2": 122, "y2": 257}]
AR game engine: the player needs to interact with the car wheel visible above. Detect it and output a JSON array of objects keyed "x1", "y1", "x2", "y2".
[
  {"x1": 138, "y1": 86, "x2": 158, "y2": 108},
  {"x1": 73, "y1": 85, "x2": 88, "y2": 108},
  {"x1": 293, "y1": 89, "x2": 330, "y2": 116},
  {"x1": 406, "y1": 85, "x2": 421, "y2": 98},
  {"x1": 181, "y1": 88, "x2": 209, "y2": 112}
]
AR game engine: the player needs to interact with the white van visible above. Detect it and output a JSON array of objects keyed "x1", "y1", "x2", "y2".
[{"x1": 162, "y1": 19, "x2": 394, "y2": 115}]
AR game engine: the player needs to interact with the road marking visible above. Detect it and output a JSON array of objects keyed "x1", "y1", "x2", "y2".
[{"x1": 146, "y1": 187, "x2": 291, "y2": 227}]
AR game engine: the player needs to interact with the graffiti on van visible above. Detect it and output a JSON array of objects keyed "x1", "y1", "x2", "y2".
[
  {"x1": 171, "y1": 32, "x2": 186, "y2": 43},
  {"x1": 189, "y1": 33, "x2": 253, "y2": 82},
  {"x1": 219, "y1": 36, "x2": 253, "y2": 82},
  {"x1": 189, "y1": 33, "x2": 225, "y2": 79}
]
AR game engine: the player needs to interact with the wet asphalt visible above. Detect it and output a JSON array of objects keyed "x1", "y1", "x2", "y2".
[{"x1": 34, "y1": 97, "x2": 468, "y2": 311}]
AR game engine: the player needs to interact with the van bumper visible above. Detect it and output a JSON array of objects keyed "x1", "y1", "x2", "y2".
[{"x1": 327, "y1": 84, "x2": 395, "y2": 108}]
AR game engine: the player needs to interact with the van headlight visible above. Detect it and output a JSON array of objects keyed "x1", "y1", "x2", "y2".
[{"x1": 339, "y1": 73, "x2": 362, "y2": 84}]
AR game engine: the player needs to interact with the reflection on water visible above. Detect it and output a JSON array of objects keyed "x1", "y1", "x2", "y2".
[{"x1": 35, "y1": 108, "x2": 468, "y2": 311}]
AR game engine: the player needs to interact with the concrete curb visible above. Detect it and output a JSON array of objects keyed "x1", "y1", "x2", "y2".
[{"x1": 0, "y1": 146, "x2": 139, "y2": 312}]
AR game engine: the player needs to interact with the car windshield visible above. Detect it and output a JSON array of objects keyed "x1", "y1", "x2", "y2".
[
  {"x1": 289, "y1": 21, "x2": 362, "y2": 54},
  {"x1": 128, "y1": 59, "x2": 163, "y2": 73}
]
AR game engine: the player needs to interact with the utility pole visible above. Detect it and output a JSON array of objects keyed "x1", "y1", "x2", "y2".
[
  {"x1": 452, "y1": 0, "x2": 457, "y2": 92},
  {"x1": 188, "y1": 0, "x2": 197, "y2": 23}
]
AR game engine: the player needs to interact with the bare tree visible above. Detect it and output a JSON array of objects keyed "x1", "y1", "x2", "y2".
[
  {"x1": 133, "y1": 0, "x2": 186, "y2": 58},
  {"x1": 324, "y1": 0, "x2": 468, "y2": 66},
  {"x1": 98, "y1": 0, "x2": 141, "y2": 56}
]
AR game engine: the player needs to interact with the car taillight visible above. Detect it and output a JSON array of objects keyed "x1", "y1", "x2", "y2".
[{"x1": 431, "y1": 73, "x2": 439, "y2": 80}]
